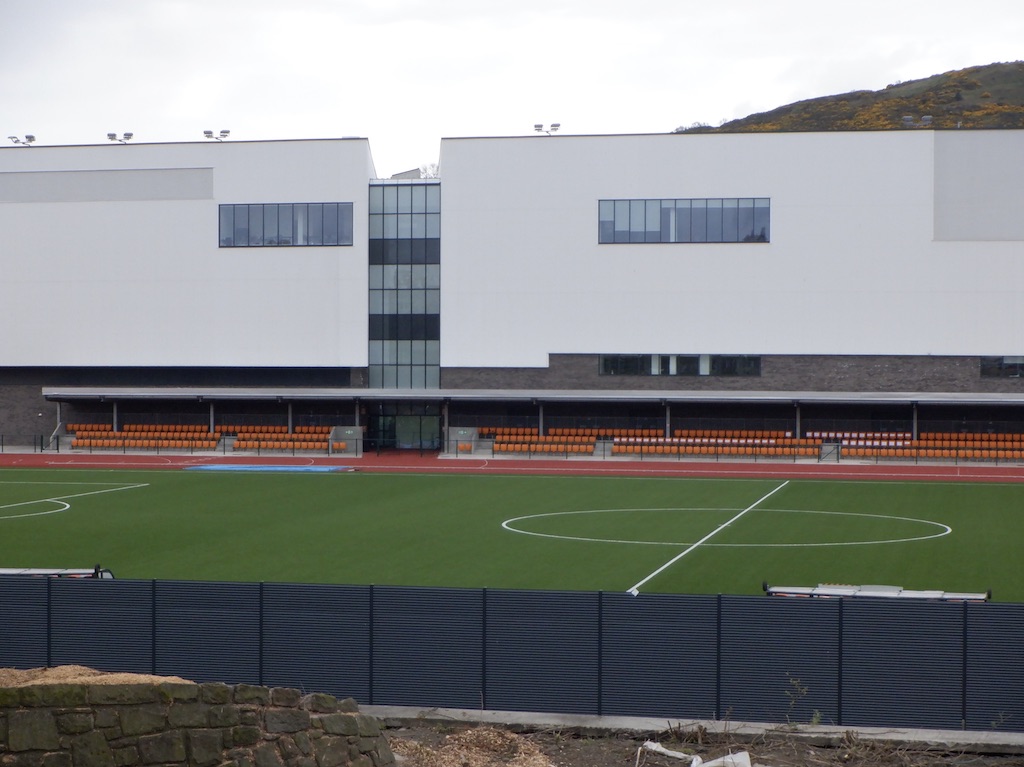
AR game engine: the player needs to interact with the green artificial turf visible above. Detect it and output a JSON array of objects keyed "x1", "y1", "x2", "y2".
[{"x1": 1, "y1": 469, "x2": 1021, "y2": 600}]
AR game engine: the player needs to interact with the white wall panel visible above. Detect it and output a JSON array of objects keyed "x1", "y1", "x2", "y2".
[
  {"x1": 934, "y1": 130, "x2": 1024, "y2": 241},
  {"x1": 439, "y1": 131, "x2": 1024, "y2": 367},
  {"x1": 0, "y1": 140, "x2": 372, "y2": 367},
  {"x1": 0, "y1": 168, "x2": 212, "y2": 202}
]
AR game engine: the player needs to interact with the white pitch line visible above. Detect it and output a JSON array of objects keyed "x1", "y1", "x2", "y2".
[
  {"x1": 627, "y1": 480, "x2": 789, "y2": 596},
  {"x1": 0, "y1": 483, "x2": 149, "y2": 520}
]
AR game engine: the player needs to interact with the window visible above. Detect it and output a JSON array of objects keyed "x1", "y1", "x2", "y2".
[
  {"x1": 219, "y1": 203, "x2": 353, "y2": 247},
  {"x1": 369, "y1": 182, "x2": 441, "y2": 240},
  {"x1": 599, "y1": 354, "x2": 760, "y2": 377},
  {"x1": 600, "y1": 355, "x2": 648, "y2": 376},
  {"x1": 598, "y1": 198, "x2": 770, "y2": 244},
  {"x1": 369, "y1": 182, "x2": 441, "y2": 389},
  {"x1": 981, "y1": 356, "x2": 1024, "y2": 378},
  {"x1": 710, "y1": 355, "x2": 761, "y2": 376}
]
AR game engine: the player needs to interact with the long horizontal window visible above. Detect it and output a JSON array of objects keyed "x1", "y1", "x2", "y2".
[
  {"x1": 220, "y1": 203, "x2": 353, "y2": 247},
  {"x1": 981, "y1": 356, "x2": 1024, "y2": 378},
  {"x1": 368, "y1": 314, "x2": 440, "y2": 341},
  {"x1": 369, "y1": 239, "x2": 441, "y2": 265},
  {"x1": 600, "y1": 354, "x2": 761, "y2": 377},
  {"x1": 599, "y1": 198, "x2": 769, "y2": 244}
]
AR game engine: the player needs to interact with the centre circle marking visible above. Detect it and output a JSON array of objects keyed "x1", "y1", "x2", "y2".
[{"x1": 501, "y1": 508, "x2": 952, "y2": 547}]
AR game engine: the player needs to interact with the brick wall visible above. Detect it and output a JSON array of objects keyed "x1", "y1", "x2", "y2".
[{"x1": 443, "y1": 354, "x2": 1024, "y2": 394}]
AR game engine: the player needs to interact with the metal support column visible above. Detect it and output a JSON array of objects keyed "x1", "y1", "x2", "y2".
[{"x1": 442, "y1": 400, "x2": 450, "y2": 453}]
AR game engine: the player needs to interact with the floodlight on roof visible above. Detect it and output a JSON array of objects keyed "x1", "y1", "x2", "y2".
[
  {"x1": 900, "y1": 115, "x2": 934, "y2": 129},
  {"x1": 204, "y1": 129, "x2": 230, "y2": 141},
  {"x1": 9, "y1": 134, "x2": 35, "y2": 146},
  {"x1": 108, "y1": 132, "x2": 133, "y2": 144},
  {"x1": 534, "y1": 123, "x2": 560, "y2": 135}
]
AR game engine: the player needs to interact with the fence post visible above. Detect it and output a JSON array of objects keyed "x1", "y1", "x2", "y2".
[
  {"x1": 597, "y1": 592, "x2": 603, "y2": 716},
  {"x1": 715, "y1": 593, "x2": 722, "y2": 719},
  {"x1": 151, "y1": 580, "x2": 158, "y2": 675},
  {"x1": 837, "y1": 596, "x2": 844, "y2": 725},
  {"x1": 481, "y1": 587, "x2": 488, "y2": 712},
  {"x1": 259, "y1": 582, "x2": 265, "y2": 687},
  {"x1": 961, "y1": 600, "x2": 968, "y2": 729},
  {"x1": 46, "y1": 577, "x2": 54, "y2": 668},
  {"x1": 368, "y1": 584, "x2": 375, "y2": 705}
]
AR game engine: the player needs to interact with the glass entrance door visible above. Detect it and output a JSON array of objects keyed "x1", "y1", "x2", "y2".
[
  {"x1": 395, "y1": 415, "x2": 440, "y2": 449},
  {"x1": 366, "y1": 403, "x2": 441, "y2": 452}
]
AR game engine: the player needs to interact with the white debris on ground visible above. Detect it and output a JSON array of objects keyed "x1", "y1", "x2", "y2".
[{"x1": 639, "y1": 741, "x2": 756, "y2": 767}]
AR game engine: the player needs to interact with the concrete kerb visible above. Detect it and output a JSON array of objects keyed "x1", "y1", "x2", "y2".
[{"x1": 361, "y1": 705, "x2": 1024, "y2": 757}]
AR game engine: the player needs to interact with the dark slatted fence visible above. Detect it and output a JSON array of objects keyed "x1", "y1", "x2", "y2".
[
  {"x1": 0, "y1": 578, "x2": 48, "y2": 667},
  {"x1": 153, "y1": 581, "x2": 262, "y2": 683},
  {"x1": 600, "y1": 592, "x2": 718, "y2": 719},
  {"x1": 841, "y1": 599, "x2": 965, "y2": 729},
  {"x1": 719, "y1": 595, "x2": 841, "y2": 724},
  {"x1": 261, "y1": 582, "x2": 371, "y2": 699},
  {"x1": 484, "y1": 590, "x2": 600, "y2": 715},
  {"x1": 2, "y1": 578, "x2": 1023, "y2": 732},
  {"x1": 50, "y1": 579, "x2": 154, "y2": 673},
  {"x1": 373, "y1": 587, "x2": 483, "y2": 708},
  {"x1": 964, "y1": 603, "x2": 1024, "y2": 730}
]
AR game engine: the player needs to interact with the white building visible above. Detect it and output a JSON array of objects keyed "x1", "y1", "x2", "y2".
[{"x1": 1, "y1": 129, "x2": 1023, "y2": 445}]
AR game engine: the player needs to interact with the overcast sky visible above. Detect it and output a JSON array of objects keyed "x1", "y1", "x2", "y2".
[{"x1": 3, "y1": 0, "x2": 1022, "y2": 177}]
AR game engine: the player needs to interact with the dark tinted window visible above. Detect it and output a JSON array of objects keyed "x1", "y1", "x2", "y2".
[
  {"x1": 598, "y1": 198, "x2": 770, "y2": 244},
  {"x1": 219, "y1": 203, "x2": 353, "y2": 247}
]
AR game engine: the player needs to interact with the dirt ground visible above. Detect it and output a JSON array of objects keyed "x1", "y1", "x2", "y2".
[
  {"x1": 3, "y1": 667, "x2": 1023, "y2": 767},
  {"x1": 383, "y1": 718, "x2": 1024, "y2": 767}
]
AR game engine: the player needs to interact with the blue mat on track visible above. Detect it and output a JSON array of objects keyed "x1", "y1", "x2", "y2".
[{"x1": 185, "y1": 464, "x2": 353, "y2": 473}]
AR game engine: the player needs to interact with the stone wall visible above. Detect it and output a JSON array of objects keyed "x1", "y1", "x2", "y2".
[{"x1": 0, "y1": 682, "x2": 394, "y2": 767}]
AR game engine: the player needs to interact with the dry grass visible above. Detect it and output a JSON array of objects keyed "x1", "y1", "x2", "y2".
[
  {"x1": 0, "y1": 665, "x2": 192, "y2": 687},
  {"x1": 390, "y1": 726, "x2": 553, "y2": 767}
]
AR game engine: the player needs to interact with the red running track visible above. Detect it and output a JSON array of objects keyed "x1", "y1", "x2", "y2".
[{"x1": 2, "y1": 449, "x2": 1024, "y2": 483}]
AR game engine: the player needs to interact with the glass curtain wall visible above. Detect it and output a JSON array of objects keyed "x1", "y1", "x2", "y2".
[{"x1": 368, "y1": 182, "x2": 441, "y2": 388}]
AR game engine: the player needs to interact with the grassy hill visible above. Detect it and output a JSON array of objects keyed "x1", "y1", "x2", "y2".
[{"x1": 677, "y1": 61, "x2": 1024, "y2": 133}]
